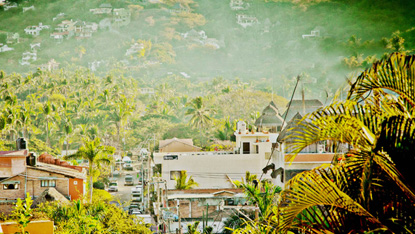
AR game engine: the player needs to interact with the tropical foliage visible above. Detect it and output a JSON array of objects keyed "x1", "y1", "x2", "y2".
[
  {"x1": 64, "y1": 138, "x2": 115, "y2": 202},
  {"x1": 275, "y1": 52, "x2": 415, "y2": 233},
  {"x1": 174, "y1": 170, "x2": 199, "y2": 190},
  {"x1": 0, "y1": 68, "x2": 285, "y2": 156},
  {"x1": 36, "y1": 198, "x2": 151, "y2": 234}
]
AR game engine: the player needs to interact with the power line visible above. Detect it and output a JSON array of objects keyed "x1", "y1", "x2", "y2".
[{"x1": 259, "y1": 75, "x2": 301, "y2": 182}]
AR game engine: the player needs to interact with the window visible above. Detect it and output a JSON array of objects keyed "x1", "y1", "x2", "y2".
[
  {"x1": 3, "y1": 183, "x2": 19, "y2": 190},
  {"x1": 242, "y1": 142, "x2": 250, "y2": 154},
  {"x1": 41, "y1": 180, "x2": 56, "y2": 187}
]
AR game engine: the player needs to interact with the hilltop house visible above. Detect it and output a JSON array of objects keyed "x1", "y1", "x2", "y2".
[
  {"x1": 0, "y1": 148, "x2": 86, "y2": 214},
  {"x1": 3, "y1": 2, "x2": 17, "y2": 11},
  {"x1": 52, "y1": 12, "x2": 65, "y2": 21},
  {"x1": 236, "y1": 14, "x2": 258, "y2": 28},
  {"x1": 50, "y1": 20, "x2": 76, "y2": 41},
  {"x1": 302, "y1": 30, "x2": 320, "y2": 39},
  {"x1": 125, "y1": 42, "x2": 145, "y2": 56},
  {"x1": 22, "y1": 5, "x2": 35, "y2": 13},
  {"x1": 112, "y1": 8, "x2": 131, "y2": 27},
  {"x1": 30, "y1": 42, "x2": 40, "y2": 50},
  {"x1": 181, "y1": 30, "x2": 223, "y2": 49},
  {"x1": 24, "y1": 26, "x2": 41, "y2": 37},
  {"x1": 0, "y1": 44, "x2": 14, "y2": 53},
  {"x1": 39, "y1": 59, "x2": 60, "y2": 71},
  {"x1": 230, "y1": 0, "x2": 250, "y2": 10},
  {"x1": 74, "y1": 21, "x2": 98, "y2": 40},
  {"x1": 90, "y1": 3, "x2": 113, "y2": 14},
  {"x1": 19, "y1": 51, "x2": 37, "y2": 65},
  {"x1": 24, "y1": 23, "x2": 49, "y2": 37},
  {"x1": 6, "y1": 33, "x2": 19, "y2": 44},
  {"x1": 139, "y1": 88, "x2": 155, "y2": 95}
]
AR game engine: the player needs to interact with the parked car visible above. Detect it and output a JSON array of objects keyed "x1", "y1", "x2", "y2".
[
  {"x1": 108, "y1": 178, "x2": 118, "y2": 192},
  {"x1": 125, "y1": 174, "x2": 134, "y2": 186},
  {"x1": 123, "y1": 163, "x2": 133, "y2": 171},
  {"x1": 131, "y1": 185, "x2": 142, "y2": 195},
  {"x1": 129, "y1": 208, "x2": 142, "y2": 215},
  {"x1": 131, "y1": 193, "x2": 141, "y2": 202}
]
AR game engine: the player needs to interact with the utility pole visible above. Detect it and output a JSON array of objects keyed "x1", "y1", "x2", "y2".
[{"x1": 178, "y1": 210, "x2": 182, "y2": 234}]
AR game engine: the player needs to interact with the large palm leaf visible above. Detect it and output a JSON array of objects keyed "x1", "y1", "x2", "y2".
[
  {"x1": 279, "y1": 53, "x2": 415, "y2": 233},
  {"x1": 347, "y1": 52, "x2": 415, "y2": 108}
]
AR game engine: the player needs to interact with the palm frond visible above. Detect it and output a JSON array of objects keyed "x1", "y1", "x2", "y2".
[
  {"x1": 279, "y1": 166, "x2": 387, "y2": 233},
  {"x1": 347, "y1": 52, "x2": 415, "y2": 107}
]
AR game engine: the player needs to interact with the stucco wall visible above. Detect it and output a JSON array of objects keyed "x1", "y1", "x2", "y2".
[
  {"x1": 0, "y1": 157, "x2": 26, "y2": 178},
  {"x1": 162, "y1": 153, "x2": 263, "y2": 189}
]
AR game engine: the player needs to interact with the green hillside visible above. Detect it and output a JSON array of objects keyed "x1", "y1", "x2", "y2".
[{"x1": 0, "y1": 0, "x2": 414, "y2": 99}]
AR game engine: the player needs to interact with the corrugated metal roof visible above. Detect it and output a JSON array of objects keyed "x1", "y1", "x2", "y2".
[{"x1": 28, "y1": 162, "x2": 86, "y2": 179}]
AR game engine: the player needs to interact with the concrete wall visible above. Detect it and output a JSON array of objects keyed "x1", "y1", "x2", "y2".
[
  {"x1": 155, "y1": 131, "x2": 284, "y2": 189},
  {"x1": 0, "y1": 157, "x2": 26, "y2": 178},
  {"x1": 160, "y1": 153, "x2": 264, "y2": 189},
  {"x1": 168, "y1": 199, "x2": 217, "y2": 218}
]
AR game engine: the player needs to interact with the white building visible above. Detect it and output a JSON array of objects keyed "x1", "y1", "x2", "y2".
[
  {"x1": 230, "y1": 0, "x2": 250, "y2": 10},
  {"x1": 22, "y1": 5, "x2": 35, "y2": 13},
  {"x1": 24, "y1": 26, "x2": 42, "y2": 37},
  {"x1": 236, "y1": 14, "x2": 258, "y2": 28},
  {"x1": 0, "y1": 44, "x2": 14, "y2": 52},
  {"x1": 155, "y1": 102, "x2": 285, "y2": 190},
  {"x1": 155, "y1": 100, "x2": 339, "y2": 190},
  {"x1": 24, "y1": 23, "x2": 49, "y2": 37},
  {"x1": 3, "y1": 2, "x2": 17, "y2": 11}
]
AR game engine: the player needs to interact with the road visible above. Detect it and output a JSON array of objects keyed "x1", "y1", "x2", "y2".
[{"x1": 109, "y1": 161, "x2": 144, "y2": 206}]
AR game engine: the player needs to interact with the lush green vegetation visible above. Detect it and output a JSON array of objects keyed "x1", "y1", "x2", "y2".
[
  {"x1": 2, "y1": 191, "x2": 151, "y2": 234},
  {"x1": 1, "y1": 0, "x2": 414, "y2": 100},
  {"x1": 230, "y1": 53, "x2": 415, "y2": 232},
  {"x1": 0, "y1": 68, "x2": 286, "y2": 155}
]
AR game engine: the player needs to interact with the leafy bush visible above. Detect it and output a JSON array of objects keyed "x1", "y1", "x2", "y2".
[
  {"x1": 37, "y1": 199, "x2": 151, "y2": 234},
  {"x1": 93, "y1": 181, "x2": 105, "y2": 190}
]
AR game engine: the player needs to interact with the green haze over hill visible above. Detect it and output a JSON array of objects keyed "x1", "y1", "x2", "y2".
[{"x1": 0, "y1": 0, "x2": 414, "y2": 100}]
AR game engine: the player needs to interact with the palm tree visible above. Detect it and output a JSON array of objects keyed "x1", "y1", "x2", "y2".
[
  {"x1": 64, "y1": 138, "x2": 115, "y2": 202},
  {"x1": 185, "y1": 97, "x2": 213, "y2": 130},
  {"x1": 40, "y1": 101, "x2": 57, "y2": 147},
  {"x1": 234, "y1": 177, "x2": 281, "y2": 221},
  {"x1": 174, "y1": 170, "x2": 199, "y2": 190},
  {"x1": 111, "y1": 95, "x2": 134, "y2": 150},
  {"x1": 275, "y1": 53, "x2": 415, "y2": 233},
  {"x1": 215, "y1": 117, "x2": 235, "y2": 141}
]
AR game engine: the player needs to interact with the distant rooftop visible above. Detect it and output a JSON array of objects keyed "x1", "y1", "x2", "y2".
[{"x1": 282, "y1": 99, "x2": 323, "y2": 121}]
